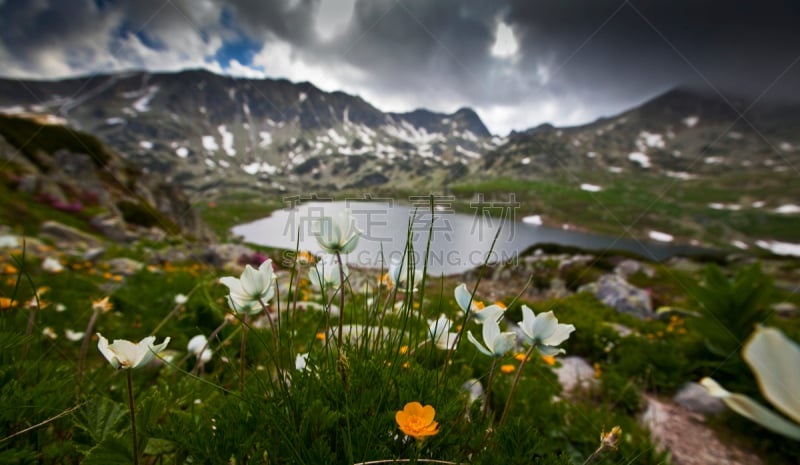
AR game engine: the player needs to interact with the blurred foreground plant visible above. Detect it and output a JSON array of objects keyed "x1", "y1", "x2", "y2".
[{"x1": 701, "y1": 326, "x2": 800, "y2": 440}]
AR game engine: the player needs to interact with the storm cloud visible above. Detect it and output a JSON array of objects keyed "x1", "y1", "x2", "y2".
[{"x1": 0, "y1": 0, "x2": 798, "y2": 134}]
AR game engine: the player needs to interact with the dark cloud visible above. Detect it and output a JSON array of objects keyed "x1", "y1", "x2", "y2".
[{"x1": 0, "y1": 0, "x2": 798, "y2": 133}]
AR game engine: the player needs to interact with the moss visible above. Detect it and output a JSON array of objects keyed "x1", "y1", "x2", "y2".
[{"x1": 0, "y1": 114, "x2": 113, "y2": 169}]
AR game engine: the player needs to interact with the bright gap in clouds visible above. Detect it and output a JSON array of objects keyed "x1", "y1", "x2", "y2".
[
  {"x1": 315, "y1": 0, "x2": 356, "y2": 40},
  {"x1": 490, "y1": 22, "x2": 518, "y2": 59}
]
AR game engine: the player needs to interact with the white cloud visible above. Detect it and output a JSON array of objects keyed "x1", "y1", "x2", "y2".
[
  {"x1": 315, "y1": 0, "x2": 356, "y2": 41},
  {"x1": 252, "y1": 35, "x2": 366, "y2": 92},
  {"x1": 490, "y1": 22, "x2": 519, "y2": 59}
]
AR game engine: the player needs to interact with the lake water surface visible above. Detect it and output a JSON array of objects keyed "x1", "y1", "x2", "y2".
[{"x1": 232, "y1": 201, "x2": 707, "y2": 275}]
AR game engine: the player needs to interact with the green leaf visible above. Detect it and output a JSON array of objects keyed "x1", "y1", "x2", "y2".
[
  {"x1": 74, "y1": 397, "x2": 127, "y2": 444},
  {"x1": 81, "y1": 434, "x2": 133, "y2": 465}
]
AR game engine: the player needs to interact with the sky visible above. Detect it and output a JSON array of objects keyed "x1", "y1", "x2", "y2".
[{"x1": 0, "y1": 0, "x2": 799, "y2": 135}]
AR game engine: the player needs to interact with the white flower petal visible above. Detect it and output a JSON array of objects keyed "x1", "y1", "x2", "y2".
[
  {"x1": 743, "y1": 326, "x2": 800, "y2": 424},
  {"x1": 542, "y1": 323, "x2": 575, "y2": 347},
  {"x1": 531, "y1": 311, "x2": 558, "y2": 342},
  {"x1": 467, "y1": 330, "x2": 493, "y2": 357},
  {"x1": 454, "y1": 284, "x2": 472, "y2": 313},
  {"x1": 97, "y1": 333, "x2": 120, "y2": 369},
  {"x1": 701, "y1": 377, "x2": 800, "y2": 440}
]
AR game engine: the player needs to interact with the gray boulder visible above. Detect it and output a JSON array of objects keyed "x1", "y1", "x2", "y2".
[
  {"x1": 672, "y1": 382, "x2": 726, "y2": 415},
  {"x1": 553, "y1": 356, "x2": 598, "y2": 393},
  {"x1": 579, "y1": 274, "x2": 653, "y2": 319}
]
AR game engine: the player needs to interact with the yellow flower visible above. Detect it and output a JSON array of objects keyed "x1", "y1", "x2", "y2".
[
  {"x1": 514, "y1": 352, "x2": 529, "y2": 362},
  {"x1": 593, "y1": 362, "x2": 602, "y2": 379},
  {"x1": 4, "y1": 264, "x2": 17, "y2": 274},
  {"x1": 315, "y1": 332, "x2": 326, "y2": 341},
  {"x1": 0, "y1": 297, "x2": 15, "y2": 309},
  {"x1": 92, "y1": 296, "x2": 113, "y2": 313},
  {"x1": 541, "y1": 355, "x2": 556, "y2": 366},
  {"x1": 500, "y1": 364, "x2": 515, "y2": 374},
  {"x1": 399, "y1": 345, "x2": 409, "y2": 355},
  {"x1": 297, "y1": 251, "x2": 315, "y2": 266},
  {"x1": 395, "y1": 402, "x2": 440, "y2": 440}
]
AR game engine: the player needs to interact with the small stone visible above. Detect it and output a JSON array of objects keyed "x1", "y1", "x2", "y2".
[
  {"x1": 673, "y1": 382, "x2": 726, "y2": 415},
  {"x1": 553, "y1": 356, "x2": 598, "y2": 393}
]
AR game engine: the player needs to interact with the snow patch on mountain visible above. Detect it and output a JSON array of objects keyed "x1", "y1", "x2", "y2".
[
  {"x1": 580, "y1": 183, "x2": 602, "y2": 192},
  {"x1": 628, "y1": 152, "x2": 651, "y2": 168},
  {"x1": 242, "y1": 162, "x2": 278, "y2": 175},
  {"x1": 756, "y1": 240, "x2": 800, "y2": 257},
  {"x1": 218, "y1": 125, "x2": 235, "y2": 156},
  {"x1": 202, "y1": 135, "x2": 219, "y2": 152},
  {"x1": 259, "y1": 131, "x2": 272, "y2": 148},
  {"x1": 682, "y1": 116, "x2": 699, "y2": 128},
  {"x1": 649, "y1": 230, "x2": 674, "y2": 242},
  {"x1": 774, "y1": 204, "x2": 800, "y2": 214},
  {"x1": 132, "y1": 86, "x2": 159, "y2": 112}
]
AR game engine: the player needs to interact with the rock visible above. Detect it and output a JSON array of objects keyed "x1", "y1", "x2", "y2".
[
  {"x1": 82, "y1": 247, "x2": 106, "y2": 262},
  {"x1": 553, "y1": 356, "x2": 598, "y2": 393},
  {"x1": 203, "y1": 243, "x2": 258, "y2": 270},
  {"x1": 615, "y1": 259, "x2": 655, "y2": 278},
  {"x1": 772, "y1": 301, "x2": 798, "y2": 318},
  {"x1": 673, "y1": 382, "x2": 726, "y2": 415},
  {"x1": 602, "y1": 322, "x2": 634, "y2": 337},
  {"x1": 90, "y1": 214, "x2": 129, "y2": 242},
  {"x1": 40, "y1": 220, "x2": 103, "y2": 249},
  {"x1": 105, "y1": 257, "x2": 144, "y2": 276},
  {"x1": 579, "y1": 274, "x2": 653, "y2": 319},
  {"x1": 642, "y1": 395, "x2": 763, "y2": 465}
]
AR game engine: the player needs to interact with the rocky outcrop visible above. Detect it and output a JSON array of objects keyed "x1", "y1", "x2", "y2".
[{"x1": 579, "y1": 274, "x2": 653, "y2": 319}]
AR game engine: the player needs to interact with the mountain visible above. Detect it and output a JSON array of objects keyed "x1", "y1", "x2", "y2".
[
  {"x1": 0, "y1": 69, "x2": 503, "y2": 196},
  {"x1": 481, "y1": 87, "x2": 800, "y2": 182}
]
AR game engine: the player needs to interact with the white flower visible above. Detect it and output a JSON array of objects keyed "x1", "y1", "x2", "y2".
[
  {"x1": 388, "y1": 257, "x2": 424, "y2": 291},
  {"x1": 65, "y1": 329, "x2": 85, "y2": 341},
  {"x1": 174, "y1": 294, "x2": 188, "y2": 305},
  {"x1": 519, "y1": 306, "x2": 575, "y2": 356},
  {"x1": 312, "y1": 209, "x2": 361, "y2": 254},
  {"x1": 97, "y1": 333, "x2": 171, "y2": 370},
  {"x1": 428, "y1": 315, "x2": 458, "y2": 350},
  {"x1": 467, "y1": 315, "x2": 515, "y2": 357},
  {"x1": 454, "y1": 283, "x2": 475, "y2": 312},
  {"x1": 309, "y1": 254, "x2": 348, "y2": 289},
  {"x1": 42, "y1": 327, "x2": 57, "y2": 339},
  {"x1": 187, "y1": 334, "x2": 212, "y2": 363},
  {"x1": 41, "y1": 257, "x2": 63, "y2": 273},
  {"x1": 219, "y1": 259, "x2": 275, "y2": 314},
  {"x1": 454, "y1": 283, "x2": 497, "y2": 322},
  {"x1": 295, "y1": 352, "x2": 309, "y2": 371}
]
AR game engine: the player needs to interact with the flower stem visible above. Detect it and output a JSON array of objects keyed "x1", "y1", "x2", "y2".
[
  {"x1": 482, "y1": 358, "x2": 499, "y2": 423},
  {"x1": 240, "y1": 313, "x2": 249, "y2": 393},
  {"x1": 126, "y1": 370, "x2": 139, "y2": 465},
  {"x1": 258, "y1": 298, "x2": 280, "y2": 369},
  {"x1": 336, "y1": 251, "x2": 346, "y2": 348},
  {"x1": 78, "y1": 308, "x2": 101, "y2": 388},
  {"x1": 498, "y1": 344, "x2": 536, "y2": 428}
]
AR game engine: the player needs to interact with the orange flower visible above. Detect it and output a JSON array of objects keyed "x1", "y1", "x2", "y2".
[
  {"x1": 541, "y1": 355, "x2": 556, "y2": 366},
  {"x1": 494, "y1": 301, "x2": 507, "y2": 309},
  {"x1": 399, "y1": 345, "x2": 409, "y2": 355},
  {"x1": 396, "y1": 402, "x2": 440, "y2": 440},
  {"x1": 315, "y1": 332, "x2": 326, "y2": 341},
  {"x1": 500, "y1": 364, "x2": 515, "y2": 374},
  {"x1": 0, "y1": 297, "x2": 14, "y2": 309}
]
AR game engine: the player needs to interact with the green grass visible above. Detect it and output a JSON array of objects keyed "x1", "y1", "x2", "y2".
[{"x1": 1, "y1": 205, "x2": 799, "y2": 464}]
